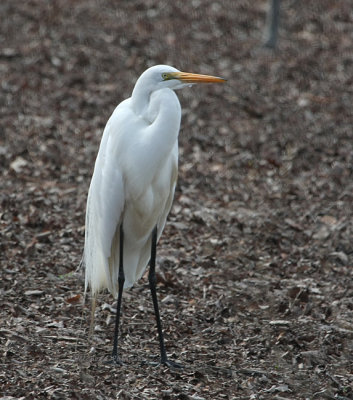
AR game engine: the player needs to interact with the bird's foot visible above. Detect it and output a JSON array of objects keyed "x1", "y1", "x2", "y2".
[
  {"x1": 105, "y1": 353, "x2": 123, "y2": 366},
  {"x1": 162, "y1": 358, "x2": 183, "y2": 369}
]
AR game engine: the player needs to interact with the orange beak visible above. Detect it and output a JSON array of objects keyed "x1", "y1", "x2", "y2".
[{"x1": 170, "y1": 71, "x2": 226, "y2": 83}]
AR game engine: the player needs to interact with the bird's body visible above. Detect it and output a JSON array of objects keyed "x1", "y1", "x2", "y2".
[
  {"x1": 83, "y1": 65, "x2": 225, "y2": 366},
  {"x1": 85, "y1": 82, "x2": 179, "y2": 295}
]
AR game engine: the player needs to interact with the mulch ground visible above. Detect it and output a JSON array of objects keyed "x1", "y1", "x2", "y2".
[{"x1": 1, "y1": 1, "x2": 353, "y2": 399}]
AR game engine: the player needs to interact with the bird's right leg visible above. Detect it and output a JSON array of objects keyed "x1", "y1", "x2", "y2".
[
  {"x1": 111, "y1": 223, "x2": 124, "y2": 365},
  {"x1": 148, "y1": 226, "x2": 182, "y2": 369}
]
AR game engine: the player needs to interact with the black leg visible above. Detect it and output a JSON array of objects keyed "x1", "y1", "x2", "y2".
[
  {"x1": 111, "y1": 223, "x2": 125, "y2": 365},
  {"x1": 149, "y1": 226, "x2": 182, "y2": 368}
]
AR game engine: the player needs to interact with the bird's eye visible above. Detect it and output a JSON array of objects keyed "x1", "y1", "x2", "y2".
[{"x1": 162, "y1": 73, "x2": 169, "y2": 80}]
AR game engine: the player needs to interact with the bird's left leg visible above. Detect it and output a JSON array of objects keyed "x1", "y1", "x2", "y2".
[
  {"x1": 148, "y1": 226, "x2": 182, "y2": 369},
  {"x1": 111, "y1": 223, "x2": 125, "y2": 365}
]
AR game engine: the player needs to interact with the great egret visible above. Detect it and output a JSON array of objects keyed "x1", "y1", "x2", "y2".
[{"x1": 84, "y1": 65, "x2": 225, "y2": 367}]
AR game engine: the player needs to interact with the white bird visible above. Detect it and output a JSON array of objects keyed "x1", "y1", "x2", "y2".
[{"x1": 84, "y1": 64, "x2": 225, "y2": 367}]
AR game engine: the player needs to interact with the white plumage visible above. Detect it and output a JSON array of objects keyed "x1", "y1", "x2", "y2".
[
  {"x1": 84, "y1": 65, "x2": 182, "y2": 296},
  {"x1": 83, "y1": 65, "x2": 225, "y2": 365}
]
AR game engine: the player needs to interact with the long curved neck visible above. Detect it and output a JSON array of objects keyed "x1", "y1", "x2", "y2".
[
  {"x1": 131, "y1": 79, "x2": 154, "y2": 116},
  {"x1": 135, "y1": 87, "x2": 181, "y2": 171},
  {"x1": 131, "y1": 81, "x2": 181, "y2": 136}
]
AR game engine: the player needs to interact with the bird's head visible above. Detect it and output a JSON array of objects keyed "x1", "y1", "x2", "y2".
[{"x1": 136, "y1": 65, "x2": 226, "y2": 92}]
